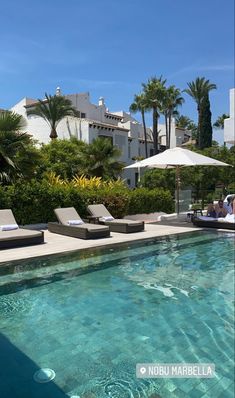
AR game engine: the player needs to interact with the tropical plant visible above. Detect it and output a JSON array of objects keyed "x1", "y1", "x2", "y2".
[
  {"x1": 0, "y1": 111, "x2": 32, "y2": 182},
  {"x1": 213, "y1": 114, "x2": 229, "y2": 129},
  {"x1": 175, "y1": 115, "x2": 198, "y2": 140},
  {"x1": 184, "y1": 77, "x2": 217, "y2": 148},
  {"x1": 175, "y1": 115, "x2": 194, "y2": 129},
  {"x1": 43, "y1": 171, "x2": 69, "y2": 186},
  {"x1": 27, "y1": 93, "x2": 79, "y2": 139},
  {"x1": 130, "y1": 93, "x2": 150, "y2": 157},
  {"x1": 161, "y1": 85, "x2": 184, "y2": 148},
  {"x1": 72, "y1": 174, "x2": 103, "y2": 189},
  {"x1": 78, "y1": 137, "x2": 124, "y2": 179},
  {"x1": 142, "y1": 76, "x2": 166, "y2": 154}
]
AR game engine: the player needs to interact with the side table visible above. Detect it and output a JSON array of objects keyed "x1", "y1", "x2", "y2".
[{"x1": 86, "y1": 216, "x2": 100, "y2": 224}]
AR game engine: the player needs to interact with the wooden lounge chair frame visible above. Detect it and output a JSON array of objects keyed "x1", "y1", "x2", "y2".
[
  {"x1": 48, "y1": 207, "x2": 110, "y2": 239},
  {"x1": 87, "y1": 204, "x2": 145, "y2": 233}
]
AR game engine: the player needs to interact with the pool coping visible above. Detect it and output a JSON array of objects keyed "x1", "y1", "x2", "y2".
[{"x1": 1, "y1": 224, "x2": 233, "y2": 267}]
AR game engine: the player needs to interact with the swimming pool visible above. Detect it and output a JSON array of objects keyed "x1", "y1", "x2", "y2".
[{"x1": 0, "y1": 231, "x2": 234, "y2": 398}]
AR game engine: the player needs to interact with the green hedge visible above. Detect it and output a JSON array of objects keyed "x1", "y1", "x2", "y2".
[
  {"x1": 128, "y1": 188, "x2": 174, "y2": 214},
  {"x1": 0, "y1": 181, "x2": 173, "y2": 224}
]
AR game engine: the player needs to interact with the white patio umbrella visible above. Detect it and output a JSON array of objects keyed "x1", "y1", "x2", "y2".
[{"x1": 124, "y1": 147, "x2": 231, "y2": 214}]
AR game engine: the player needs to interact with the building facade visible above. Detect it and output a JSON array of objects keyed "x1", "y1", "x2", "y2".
[
  {"x1": 11, "y1": 89, "x2": 191, "y2": 186},
  {"x1": 224, "y1": 88, "x2": 235, "y2": 145}
]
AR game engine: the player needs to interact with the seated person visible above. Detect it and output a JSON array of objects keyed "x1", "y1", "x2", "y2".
[
  {"x1": 206, "y1": 203, "x2": 216, "y2": 218},
  {"x1": 215, "y1": 200, "x2": 228, "y2": 218},
  {"x1": 224, "y1": 195, "x2": 235, "y2": 214},
  {"x1": 224, "y1": 198, "x2": 235, "y2": 222}
]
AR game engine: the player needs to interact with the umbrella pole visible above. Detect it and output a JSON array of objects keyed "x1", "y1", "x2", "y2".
[{"x1": 176, "y1": 166, "x2": 180, "y2": 215}]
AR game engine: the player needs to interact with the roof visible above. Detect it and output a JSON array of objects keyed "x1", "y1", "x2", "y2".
[
  {"x1": 137, "y1": 137, "x2": 153, "y2": 143},
  {"x1": 105, "y1": 112, "x2": 123, "y2": 120},
  {"x1": 25, "y1": 99, "x2": 47, "y2": 108},
  {"x1": 87, "y1": 119, "x2": 129, "y2": 132}
]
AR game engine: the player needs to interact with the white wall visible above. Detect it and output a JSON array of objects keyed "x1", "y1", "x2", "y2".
[{"x1": 224, "y1": 88, "x2": 235, "y2": 144}]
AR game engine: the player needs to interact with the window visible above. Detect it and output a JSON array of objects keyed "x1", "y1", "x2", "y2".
[
  {"x1": 128, "y1": 141, "x2": 131, "y2": 158},
  {"x1": 135, "y1": 173, "x2": 139, "y2": 187},
  {"x1": 150, "y1": 148, "x2": 154, "y2": 156},
  {"x1": 81, "y1": 113, "x2": 86, "y2": 118},
  {"x1": 115, "y1": 135, "x2": 126, "y2": 152}
]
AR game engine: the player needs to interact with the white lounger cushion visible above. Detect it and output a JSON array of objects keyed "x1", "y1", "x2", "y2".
[
  {"x1": 0, "y1": 224, "x2": 19, "y2": 231},
  {"x1": 68, "y1": 219, "x2": 84, "y2": 225},
  {"x1": 100, "y1": 216, "x2": 114, "y2": 221}
]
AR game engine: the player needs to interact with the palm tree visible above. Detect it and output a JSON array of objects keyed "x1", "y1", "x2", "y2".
[
  {"x1": 27, "y1": 93, "x2": 79, "y2": 139},
  {"x1": 0, "y1": 111, "x2": 28, "y2": 182},
  {"x1": 142, "y1": 76, "x2": 166, "y2": 154},
  {"x1": 184, "y1": 77, "x2": 217, "y2": 147},
  {"x1": 213, "y1": 114, "x2": 229, "y2": 129},
  {"x1": 175, "y1": 115, "x2": 198, "y2": 140},
  {"x1": 214, "y1": 113, "x2": 229, "y2": 147},
  {"x1": 130, "y1": 93, "x2": 149, "y2": 158},
  {"x1": 79, "y1": 137, "x2": 124, "y2": 179},
  {"x1": 175, "y1": 115, "x2": 194, "y2": 129},
  {"x1": 161, "y1": 86, "x2": 184, "y2": 148}
]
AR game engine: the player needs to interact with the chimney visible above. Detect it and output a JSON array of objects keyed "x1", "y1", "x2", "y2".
[
  {"x1": 98, "y1": 97, "x2": 105, "y2": 106},
  {"x1": 56, "y1": 87, "x2": 61, "y2": 96}
]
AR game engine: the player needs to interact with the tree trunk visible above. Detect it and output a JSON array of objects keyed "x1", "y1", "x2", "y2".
[
  {"x1": 197, "y1": 105, "x2": 201, "y2": 147},
  {"x1": 165, "y1": 113, "x2": 169, "y2": 149},
  {"x1": 153, "y1": 107, "x2": 158, "y2": 154},
  {"x1": 141, "y1": 110, "x2": 148, "y2": 158},
  {"x1": 156, "y1": 108, "x2": 159, "y2": 154},
  {"x1": 168, "y1": 113, "x2": 172, "y2": 149},
  {"x1": 50, "y1": 128, "x2": 58, "y2": 139}
]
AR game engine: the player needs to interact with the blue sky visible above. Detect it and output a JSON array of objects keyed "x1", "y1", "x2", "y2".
[{"x1": 0, "y1": 0, "x2": 234, "y2": 141}]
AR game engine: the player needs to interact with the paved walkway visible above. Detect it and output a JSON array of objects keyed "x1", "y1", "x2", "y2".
[{"x1": 0, "y1": 223, "x2": 200, "y2": 264}]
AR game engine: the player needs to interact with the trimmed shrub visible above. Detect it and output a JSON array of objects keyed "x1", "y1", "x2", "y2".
[{"x1": 128, "y1": 188, "x2": 173, "y2": 215}]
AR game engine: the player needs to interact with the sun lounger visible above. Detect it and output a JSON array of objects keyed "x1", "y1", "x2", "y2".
[
  {"x1": 0, "y1": 209, "x2": 44, "y2": 249},
  {"x1": 87, "y1": 204, "x2": 145, "y2": 233},
  {"x1": 193, "y1": 217, "x2": 235, "y2": 230},
  {"x1": 48, "y1": 207, "x2": 110, "y2": 239}
]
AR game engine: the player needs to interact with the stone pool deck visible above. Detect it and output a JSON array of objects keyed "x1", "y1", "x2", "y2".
[{"x1": 0, "y1": 223, "x2": 200, "y2": 264}]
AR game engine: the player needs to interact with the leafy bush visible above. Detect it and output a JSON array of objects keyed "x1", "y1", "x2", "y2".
[{"x1": 227, "y1": 182, "x2": 235, "y2": 193}]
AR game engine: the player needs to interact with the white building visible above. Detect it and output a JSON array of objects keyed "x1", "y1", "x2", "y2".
[
  {"x1": 224, "y1": 88, "x2": 235, "y2": 144},
  {"x1": 11, "y1": 88, "x2": 191, "y2": 186}
]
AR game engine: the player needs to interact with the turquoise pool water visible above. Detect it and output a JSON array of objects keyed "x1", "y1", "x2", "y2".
[{"x1": 0, "y1": 231, "x2": 234, "y2": 398}]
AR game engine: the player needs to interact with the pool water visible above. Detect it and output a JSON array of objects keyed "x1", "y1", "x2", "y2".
[{"x1": 0, "y1": 232, "x2": 234, "y2": 398}]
